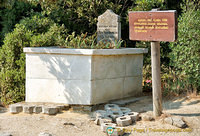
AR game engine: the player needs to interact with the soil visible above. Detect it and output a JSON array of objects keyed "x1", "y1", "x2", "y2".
[{"x1": 0, "y1": 95, "x2": 200, "y2": 136}]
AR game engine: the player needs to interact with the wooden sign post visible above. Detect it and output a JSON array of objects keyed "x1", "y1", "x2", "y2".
[
  {"x1": 129, "y1": 9, "x2": 177, "y2": 117},
  {"x1": 151, "y1": 41, "x2": 162, "y2": 117}
]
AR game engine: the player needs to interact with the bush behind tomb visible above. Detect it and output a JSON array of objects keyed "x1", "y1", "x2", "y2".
[{"x1": 0, "y1": 15, "x2": 67, "y2": 105}]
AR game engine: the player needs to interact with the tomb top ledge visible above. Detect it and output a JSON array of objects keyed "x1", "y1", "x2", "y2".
[{"x1": 23, "y1": 47, "x2": 148, "y2": 56}]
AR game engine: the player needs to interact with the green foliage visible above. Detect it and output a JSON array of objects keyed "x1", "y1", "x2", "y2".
[
  {"x1": 0, "y1": 15, "x2": 67, "y2": 105},
  {"x1": 133, "y1": 0, "x2": 166, "y2": 11},
  {"x1": 0, "y1": 0, "x2": 15, "y2": 8},
  {"x1": 169, "y1": 5, "x2": 200, "y2": 93},
  {"x1": 31, "y1": 0, "x2": 123, "y2": 35},
  {"x1": 0, "y1": 0, "x2": 41, "y2": 45},
  {"x1": 64, "y1": 32, "x2": 123, "y2": 49}
]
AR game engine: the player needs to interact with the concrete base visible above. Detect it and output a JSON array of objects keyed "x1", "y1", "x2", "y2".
[{"x1": 24, "y1": 47, "x2": 148, "y2": 105}]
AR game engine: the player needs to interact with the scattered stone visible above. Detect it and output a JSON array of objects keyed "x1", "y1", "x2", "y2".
[
  {"x1": 43, "y1": 107, "x2": 58, "y2": 115},
  {"x1": 93, "y1": 110, "x2": 107, "y2": 125},
  {"x1": 141, "y1": 111, "x2": 154, "y2": 121},
  {"x1": 141, "y1": 114, "x2": 154, "y2": 121},
  {"x1": 89, "y1": 117, "x2": 96, "y2": 121},
  {"x1": 172, "y1": 117, "x2": 187, "y2": 128},
  {"x1": 116, "y1": 115, "x2": 132, "y2": 127},
  {"x1": 71, "y1": 106, "x2": 83, "y2": 111},
  {"x1": 164, "y1": 117, "x2": 173, "y2": 125},
  {"x1": 55, "y1": 106, "x2": 62, "y2": 113},
  {"x1": 38, "y1": 132, "x2": 52, "y2": 136},
  {"x1": 99, "y1": 116, "x2": 113, "y2": 125},
  {"x1": 94, "y1": 117, "x2": 102, "y2": 125},
  {"x1": 9, "y1": 104, "x2": 23, "y2": 114},
  {"x1": 55, "y1": 104, "x2": 70, "y2": 111},
  {"x1": 9, "y1": 102, "x2": 70, "y2": 115},
  {"x1": 94, "y1": 113, "x2": 112, "y2": 125},
  {"x1": 101, "y1": 123, "x2": 117, "y2": 132},
  {"x1": 164, "y1": 116, "x2": 187, "y2": 128},
  {"x1": 63, "y1": 105, "x2": 70, "y2": 110},
  {"x1": 119, "y1": 107, "x2": 131, "y2": 114},
  {"x1": 108, "y1": 110, "x2": 123, "y2": 122},
  {"x1": 0, "y1": 132, "x2": 12, "y2": 136},
  {"x1": 105, "y1": 104, "x2": 123, "y2": 121},
  {"x1": 83, "y1": 106, "x2": 92, "y2": 112},
  {"x1": 125, "y1": 112, "x2": 139, "y2": 122},
  {"x1": 33, "y1": 106, "x2": 42, "y2": 114},
  {"x1": 23, "y1": 105, "x2": 35, "y2": 114},
  {"x1": 56, "y1": 105, "x2": 65, "y2": 111},
  {"x1": 94, "y1": 110, "x2": 107, "y2": 118}
]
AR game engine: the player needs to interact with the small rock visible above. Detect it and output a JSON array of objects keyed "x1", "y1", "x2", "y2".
[
  {"x1": 43, "y1": 107, "x2": 58, "y2": 115},
  {"x1": 165, "y1": 116, "x2": 187, "y2": 128},
  {"x1": 34, "y1": 106, "x2": 42, "y2": 114},
  {"x1": 38, "y1": 132, "x2": 52, "y2": 136},
  {"x1": 125, "y1": 112, "x2": 139, "y2": 122},
  {"x1": 93, "y1": 110, "x2": 107, "y2": 118},
  {"x1": 172, "y1": 117, "x2": 187, "y2": 128},
  {"x1": 101, "y1": 123, "x2": 117, "y2": 132},
  {"x1": 94, "y1": 117, "x2": 102, "y2": 125},
  {"x1": 107, "y1": 110, "x2": 123, "y2": 122},
  {"x1": 83, "y1": 106, "x2": 92, "y2": 112},
  {"x1": 71, "y1": 106, "x2": 83, "y2": 111},
  {"x1": 23, "y1": 105, "x2": 35, "y2": 114},
  {"x1": 119, "y1": 107, "x2": 131, "y2": 114},
  {"x1": 141, "y1": 111, "x2": 154, "y2": 121},
  {"x1": 105, "y1": 104, "x2": 123, "y2": 122},
  {"x1": 9, "y1": 104, "x2": 23, "y2": 114},
  {"x1": 164, "y1": 117, "x2": 173, "y2": 125},
  {"x1": 63, "y1": 105, "x2": 70, "y2": 110},
  {"x1": 94, "y1": 115, "x2": 112, "y2": 125},
  {"x1": 55, "y1": 106, "x2": 62, "y2": 113},
  {"x1": 141, "y1": 114, "x2": 154, "y2": 121},
  {"x1": 56, "y1": 105, "x2": 65, "y2": 111},
  {"x1": 99, "y1": 116, "x2": 113, "y2": 125},
  {"x1": 116, "y1": 115, "x2": 132, "y2": 127},
  {"x1": 89, "y1": 116, "x2": 96, "y2": 121},
  {"x1": 56, "y1": 105, "x2": 65, "y2": 112}
]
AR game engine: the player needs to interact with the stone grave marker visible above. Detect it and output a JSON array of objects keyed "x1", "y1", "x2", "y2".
[{"x1": 97, "y1": 9, "x2": 121, "y2": 47}]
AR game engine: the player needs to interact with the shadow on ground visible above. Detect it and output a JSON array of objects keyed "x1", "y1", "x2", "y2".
[{"x1": 171, "y1": 113, "x2": 200, "y2": 117}]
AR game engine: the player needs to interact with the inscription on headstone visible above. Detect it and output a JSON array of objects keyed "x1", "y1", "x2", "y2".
[{"x1": 97, "y1": 9, "x2": 121, "y2": 45}]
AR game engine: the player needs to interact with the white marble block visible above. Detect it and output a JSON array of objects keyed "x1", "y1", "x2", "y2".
[{"x1": 24, "y1": 47, "x2": 148, "y2": 105}]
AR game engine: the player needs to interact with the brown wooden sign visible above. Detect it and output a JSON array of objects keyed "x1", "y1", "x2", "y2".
[{"x1": 129, "y1": 11, "x2": 177, "y2": 42}]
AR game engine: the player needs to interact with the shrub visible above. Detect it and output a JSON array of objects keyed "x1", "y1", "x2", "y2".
[
  {"x1": 0, "y1": 15, "x2": 67, "y2": 105},
  {"x1": 0, "y1": 0, "x2": 41, "y2": 46},
  {"x1": 133, "y1": 0, "x2": 166, "y2": 11},
  {"x1": 64, "y1": 32, "x2": 123, "y2": 49},
  {"x1": 169, "y1": 5, "x2": 200, "y2": 93}
]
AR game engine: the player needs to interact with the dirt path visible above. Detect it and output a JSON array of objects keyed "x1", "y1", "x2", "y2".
[{"x1": 0, "y1": 95, "x2": 200, "y2": 136}]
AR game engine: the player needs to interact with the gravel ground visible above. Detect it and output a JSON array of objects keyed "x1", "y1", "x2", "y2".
[{"x1": 0, "y1": 95, "x2": 199, "y2": 136}]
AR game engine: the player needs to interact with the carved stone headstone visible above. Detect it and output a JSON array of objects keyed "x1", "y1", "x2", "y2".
[{"x1": 97, "y1": 9, "x2": 121, "y2": 46}]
